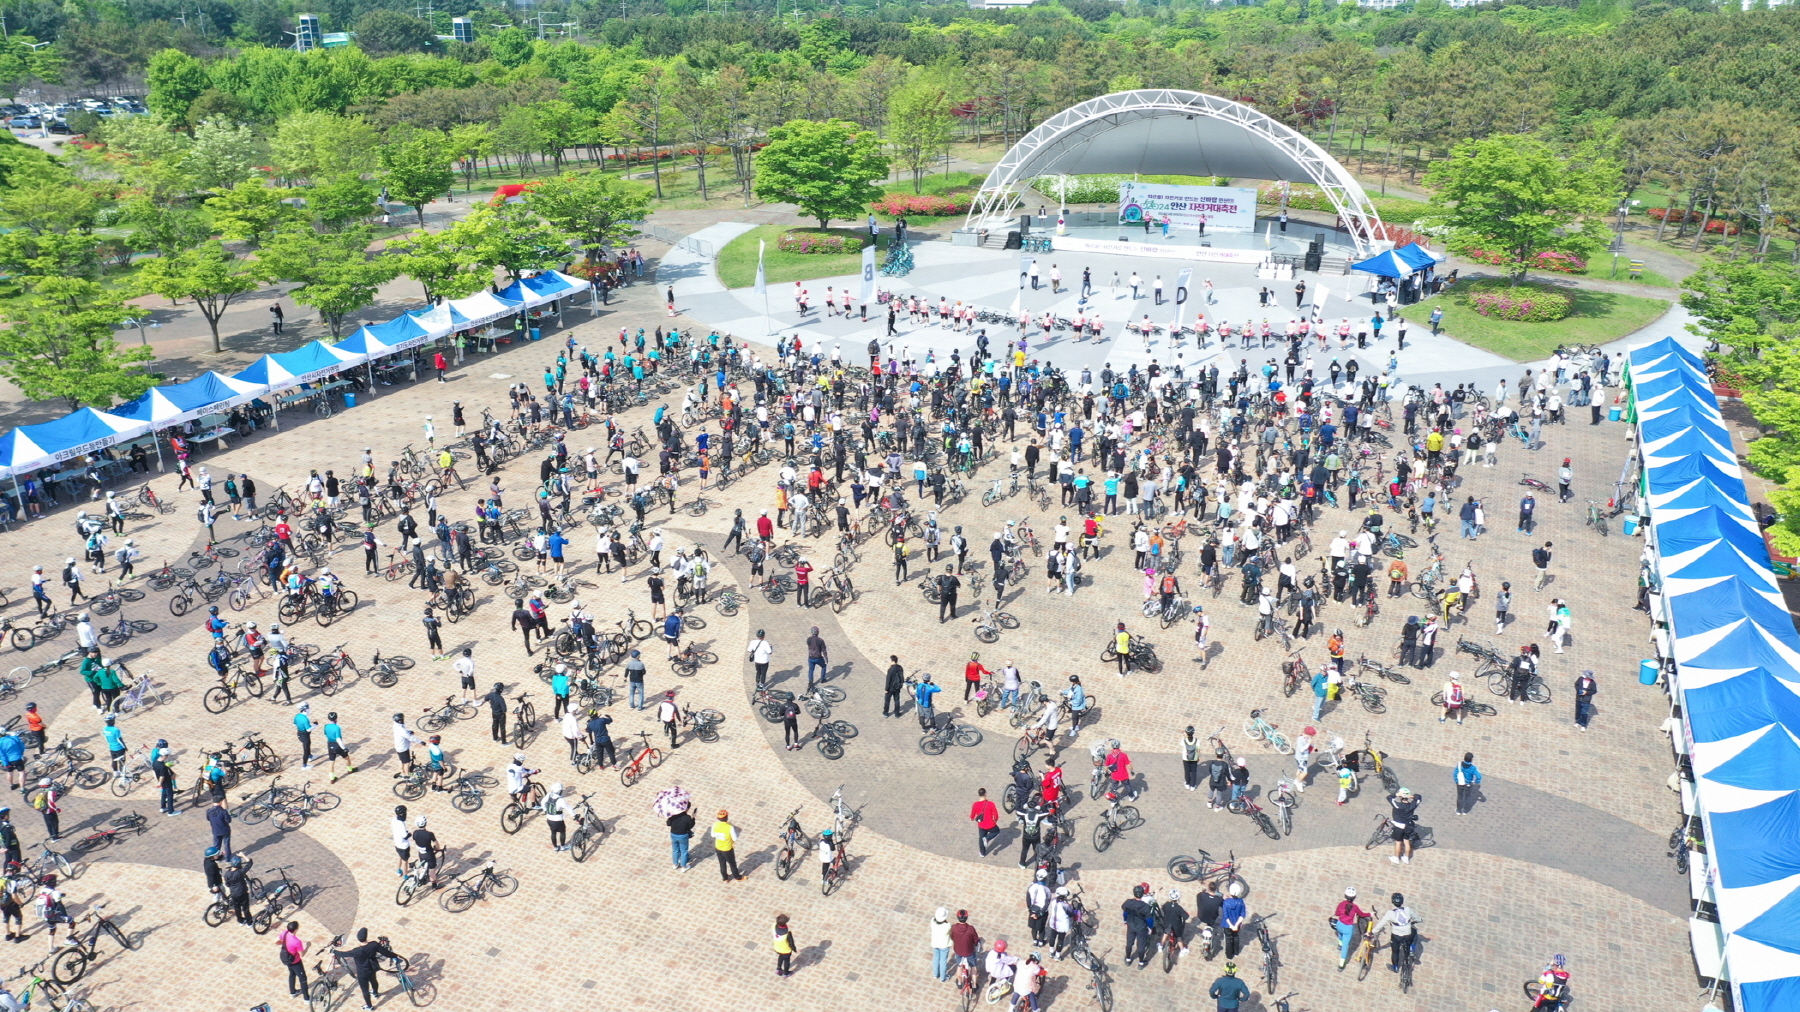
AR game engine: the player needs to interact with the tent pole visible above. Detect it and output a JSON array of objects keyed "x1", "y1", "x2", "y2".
[{"x1": 154, "y1": 430, "x2": 165, "y2": 473}]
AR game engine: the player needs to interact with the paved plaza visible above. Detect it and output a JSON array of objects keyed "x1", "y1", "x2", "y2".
[{"x1": 0, "y1": 243, "x2": 1702, "y2": 1012}]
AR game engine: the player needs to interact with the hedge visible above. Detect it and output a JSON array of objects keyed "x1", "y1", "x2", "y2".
[
  {"x1": 870, "y1": 193, "x2": 970, "y2": 216},
  {"x1": 1462, "y1": 249, "x2": 1587, "y2": 274},
  {"x1": 1472, "y1": 286, "x2": 1574, "y2": 322}
]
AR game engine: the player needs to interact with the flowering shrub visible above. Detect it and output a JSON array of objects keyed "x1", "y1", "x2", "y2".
[
  {"x1": 1471, "y1": 286, "x2": 1573, "y2": 322},
  {"x1": 869, "y1": 193, "x2": 971, "y2": 217},
  {"x1": 566, "y1": 260, "x2": 616, "y2": 281},
  {"x1": 1258, "y1": 182, "x2": 1331, "y2": 211},
  {"x1": 1648, "y1": 207, "x2": 1743, "y2": 234},
  {"x1": 777, "y1": 230, "x2": 864, "y2": 255},
  {"x1": 1461, "y1": 248, "x2": 1586, "y2": 273},
  {"x1": 1705, "y1": 219, "x2": 1741, "y2": 235}
]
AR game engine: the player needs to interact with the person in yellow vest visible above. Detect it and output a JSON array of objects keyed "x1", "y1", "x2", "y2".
[
  {"x1": 773, "y1": 914, "x2": 797, "y2": 978},
  {"x1": 711, "y1": 809, "x2": 741, "y2": 881}
]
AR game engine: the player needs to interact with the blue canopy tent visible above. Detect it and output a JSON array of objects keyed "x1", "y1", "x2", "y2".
[
  {"x1": 1392, "y1": 243, "x2": 1439, "y2": 270},
  {"x1": 1682, "y1": 668, "x2": 1800, "y2": 745},
  {"x1": 271, "y1": 341, "x2": 362, "y2": 386},
  {"x1": 1641, "y1": 424, "x2": 1735, "y2": 466},
  {"x1": 1653, "y1": 478, "x2": 1758, "y2": 521},
  {"x1": 369, "y1": 314, "x2": 433, "y2": 352},
  {"x1": 0, "y1": 408, "x2": 146, "y2": 479},
  {"x1": 1657, "y1": 505, "x2": 1770, "y2": 560},
  {"x1": 232, "y1": 356, "x2": 298, "y2": 396},
  {"x1": 498, "y1": 271, "x2": 585, "y2": 308},
  {"x1": 335, "y1": 326, "x2": 402, "y2": 360},
  {"x1": 406, "y1": 302, "x2": 468, "y2": 339},
  {"x1": 1349, "y1": 250, "x2": 1414, "y2": 279},
  {"x1": 1666, "y1": 580, "x2": 1795, "y2": 639}
]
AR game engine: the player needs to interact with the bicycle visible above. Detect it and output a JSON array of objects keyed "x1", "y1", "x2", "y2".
[
  {"x1": 1586, "y1": 499, "x2": 1608, "y2": 536},
  {"x1": 440, "y1": 860, "x2": 519, "y2": 913},
  {"x1": 68, "y1": 813, "x2": 147, "y2": 854},
  {"x1": 499, "y1": 777, "x2": 547, "y2": 835},
  {"x1": 418, "y1": 695, "x2": 478, "y2": 733},
  {"x1": 85, "y1": 584, "x2": 146, "y2": 617},
  {"x1": 918, "y1": 718, "x2": 982, "y2": 755},
  {"x1": 819, "y1": 833, "x2": 850, "y2": 896},
  {"x1": 1356, "y1": 654, "x2": 1413, "y2": 685},
  {"x1": 617, "y1": 731, "x2": 664, "y2": 787},
  {"x1": 7, "y1": 957, "x2": 77, "y2": 1011},
  {"x1": 1090, "y1": 791, "x2": 1144, "y2": 853},
  {"x1": 1243, "y1": 709, "x2": 1293, "y2": 753},
  {"x1": 1227, "y1": 789, "x2": 1281, "y2": 841},
  {"x1": 712, "y1": 586, "x2": 745, "y2": 616},
  {"x1": 803, "y1": 714, "x2": 857, "y2": 760},
  {"x1": 1278, "y1": 650, "x2": 1308, "y2": 698},
  {"x1": 1253, "y1": 913, "x2": 1281, "y2": 993},
  {"x1": 1267, "y1": 776, "x2": 1300, "y2": 837},
  {"x1": 773, "y1": 806, "x2": 809, "y2": 880},
  {"x1": 969, "y1": 603, "x2": 1020, "y2": 643},
  {"x1": 377, "y1": 950, "x2": 437, "y2": 1007},
  {"x1": 669, "y1": 638, "x2": 718, "y2": 677},
  {"x1": 953, "y1": 956, "x2": 979, "y2": 1011},
  {"x1": 50, "y1": 901, "x2": 140, "y2": 983},
  {"x1": 508, "y1": 693, "x2": 538, "y2": 749},
  {"x1": 1345, "y1": 676, "x2": 1388, "y2": 714},
  {"x1": 1429, "y1": 689, "x2": 1499, "y2": 716},
  {"x1": 1351, "y1": 915, "x2": 1383, "y2": 980},
  {"x1": 1166, "y1": 848, "x2": 1246, "y2": 893},
  {"x1": 1519, "y1": 472, "x2": 1552, "y2": 492}
]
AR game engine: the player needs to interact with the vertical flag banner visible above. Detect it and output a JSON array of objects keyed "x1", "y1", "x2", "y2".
[
  {"x1": 860, "y1": 246, "x2": 876, "y2": 304},
  {"x1": 1173, "y1": 267, "x2": 1193, "y2": 332},
  {"x1": 754, "y1": 241, "x2": 767, "y2": 295}
]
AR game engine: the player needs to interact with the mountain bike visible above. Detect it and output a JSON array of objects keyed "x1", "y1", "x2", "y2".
[
  {"x1": 819, "y1": 834, "x2": 851, "y2": 896},
  {"x1": 953, "y1": 957, "x2": 979, "y2": 1011},
  {"x1": 1228, "y1": 790, "x2": 1281, "y2": 841},
  {"x1": 1357, "y1": 654, "x2": 1413, "y2": 685},
  {"x1": 499, "y1": 778, "x2": 547, "y2": 835},
  {"x1": 85, "y1": 584, "x2": 146, "y2": 617},
  {"x1": 1243, "y1": 709, "x2": 1293, "y2": 753},
  {"x1": 970, "y1": 603, "x2": 1020, "y2": 643},
  {"x1": 440, "y1": 861, "x2": 518, "y2": 913},
  {"x1": 712, "y1": 586, "x2": 744, "y2": 616},
  {"x1": 418, "y1": 695, "x2": 478, "y2": 732},
  {"x1": 1253, "y1": 913, "x2": 1281, "y2": 993},
  {"x1": 1355, "y1": 730, "x2": 1401, "y2": 792},
  {"x1": 1090, "y1": 791, "x2": 1144, "y2": 853},
  {"x1": 368, "y1": 650, "x2": 413, "y2": 688},
  {"x1": 669, "y1": 639, "x2": 718, "y2": 677},
  {"x1": 508, "y1": 693, "x2": 538, "y2": 749},
  {"x1": 377, "y1": 950, "x2": 437, "y2": 1007},
  {"x1": 804, "y1": 715, "x2": 857, "y2": 760},
  {"x1": 918, "y1": 719, "x2": 982, "y2": 755},
  {"x1": 50, "y1": 901, "x2": 140, "y2": 983},
  {"x1": 773, "y1": 806, "x2": 809, "y2": 880},
  {"x1": 1166, "y1": 848, "x2": 1246, "y2": 893},
  {"x1": 8, "y1": 957, "x2": 73, "y2": 1010},
  {"x1": 68, "y1": 813, "x2": 147, "y2": 854}
]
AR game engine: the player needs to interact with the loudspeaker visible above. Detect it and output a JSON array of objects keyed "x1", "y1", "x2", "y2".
[{"x1": 1303, "y1": 251, "x2": 1322, "y2": 272}]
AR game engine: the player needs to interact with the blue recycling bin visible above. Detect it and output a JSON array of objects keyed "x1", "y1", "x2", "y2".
[
  {"x1": 1623, "y1": 516, "x2": 1639, "y2": 536},
  {"x1": 529, "y1": 327, "x2": 542, "y2": 341},
  {"x1": 1608, "y1": 407, "x2": 1622, "y2": 422},
  {"x1": 344, "y1": 392, "x2": 356, "y2": 409},
  {"x1": 1640, "y1": 659, "x2": 1660, "y2": 685}
]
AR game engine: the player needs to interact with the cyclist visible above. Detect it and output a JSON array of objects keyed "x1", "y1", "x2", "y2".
[
  {"x1": 505, "y1": 753, "x2": 539, "y2": 807},
  {"x1": 1111, "y1": 622, "x2": 1131, "y2": 676},
  {"x1": 1207, "y1": 962, "x2": 1251, "y2": 1011},
  {"x1": 1157, "y1": 569, "x2": 1182, "y2": 617},
  {"x1": 1331, "y1": 887, "x2": 1368, "y2": 969},
  {"x1": 1060, "y1": 675, "x2": 1088, "y2": 737},
  {"x1": 1158, "y1": 887, "x2": 1190, "y2": 959},
  {"x1": 1371, "y1": 892, "x2": 1418, "y2": 974},
  {"x1": 817, "y1": 827, "x2": 840, "y2": 883},
  {"x1": 410, "y1": 816, "x2": 443, "y2": 890},
  {"x1": 983, "y1": 938, "x2": 1017, "y2": 997},
  {"x1": 1532, "y1": 954, "x2": 1572, "y2": 1009},
  {"x1": 424, "y1": 735, "x2": 450, "y2": 793}
]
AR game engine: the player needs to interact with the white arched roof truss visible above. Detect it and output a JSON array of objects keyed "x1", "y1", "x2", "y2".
[{"x1": 966, "y1": 89, "x2": 1388, "y2": 256}]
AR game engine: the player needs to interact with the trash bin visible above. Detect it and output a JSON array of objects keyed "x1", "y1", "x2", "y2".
[
  {"x1": 343, "y1": 392, "x2": 356, "y2": 409},
  {"x1": 1639, "y1": 659, "x2": 1660, "y2": 685},
  {"x1": 529, "y1": 327, "x2": 541, "y2": 340},
  {"x1": 1623, "y1": 516, "x2": 1639, "y2": 536},
  {"x1": 1608, "y1": 407, "x2": 1622, "y2": 422}
]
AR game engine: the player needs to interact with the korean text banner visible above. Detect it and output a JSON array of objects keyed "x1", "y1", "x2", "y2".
[{"x1": 1117, "y1": 181, "x2": 1258, "y2": 233}]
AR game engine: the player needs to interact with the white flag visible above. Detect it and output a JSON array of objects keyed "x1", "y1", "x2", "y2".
[
  {"x1": 753, "y1": 240, "x2": 766, "y2": 295},
  {"x1": 860, "y1": 246, "x2": 876, "y2": 304},
  {"x1": 1314, "y1": 284, "x2": 1328, "y2": 309}
]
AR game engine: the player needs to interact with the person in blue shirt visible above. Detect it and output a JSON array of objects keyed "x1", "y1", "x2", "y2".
[
  {"x1": 546, "y1": 529, "x2": 569, "y2": 574},
  {"x1": 914, "y1": 674, "x2": 941, "y2": 731},
  {"x1": 102, "y1": 715, "x2": 126, "y2": 772},
  {"x1": 1220, "y1": 882, "x2": 1249, "y2": 959},
  {"x1": 294, "y1": 703, "x2": 315, "y2": 770},
  {"x1": 653, "y1": 404, "x2": 667, "y2": 427},
  {"x1": 323, "y1": 711, "x2": 355, "y2": 782},
  {"x1": 205, "y1": 606, "x2": 228, "y2": 647},
  {"x1": 663, "y1": 612, "x2": 684, "y2": 659},
  {"x1": 550, "y1": 665, "x2": 571, "y2": 719},
  {"x1": 0, "y1": 730, "x2": 23, "y2": 794}
]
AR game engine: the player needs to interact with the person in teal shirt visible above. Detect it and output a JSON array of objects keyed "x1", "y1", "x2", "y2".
[
  {"x1": 551, "y1": 666, "x2": 571, "y2": 719},
  {"x1": 322, "y1": 711, "x2": 355, "y2": 782},
  {"x1": 102, "y1": 715, "x2": 126, "y2": 772},
  {"x1": 294, "y1": 702, "x2": 315, "y2": 769},
  {"x1": 1209, "y1": 963, "x2": 1251, "y2": 1010}
]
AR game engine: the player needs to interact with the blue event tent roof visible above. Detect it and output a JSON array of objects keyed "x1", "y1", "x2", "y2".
[{"x1": 1349, "y1": 249, "x2": 1414, "y2": 279}]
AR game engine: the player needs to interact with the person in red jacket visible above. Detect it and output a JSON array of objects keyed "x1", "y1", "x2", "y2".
[
  {"x1": 949, "y1": 910, "x2": 980, "y2": 974},
  {"x1": 756, "y1": 509, "x2": 774, "y2": 544},
  {"x1": 970, "y1": 788, "x2": 1000, "y2": 856},
  {"x1": 964, "y1": 652, "x2": 991, "y2": 702},
  {"x1": 1041, "y1": 763, "x2": 1064, "y2": 813},
  {"x1": 434, "y1": 350, "x2": 448, "y2": 383}
]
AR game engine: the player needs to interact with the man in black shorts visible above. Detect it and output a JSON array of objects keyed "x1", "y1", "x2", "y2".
[
  {"x1": 411, "y1": 814, "x2": 442, "y2": 888},
  {"x1": 453, "y1": 648, "x2": 477, "y2": 704},
  {"x1": 391, "y1": 805, "x2": 411, "y2": 877}
]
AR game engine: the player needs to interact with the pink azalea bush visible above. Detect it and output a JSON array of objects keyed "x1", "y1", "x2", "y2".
[
  {"x1": 869, "y1": 193, "x2": 972, "y2": 217},
  {"x1": 777, "y1": 230, "x2": 865, "y2": 255},
  {"x1": 1462, "y1": 248, "x2": 1587, "y2": 273},
  {"x1": 1472, "y1": 287, "x2": 1573, "y2": 322}
]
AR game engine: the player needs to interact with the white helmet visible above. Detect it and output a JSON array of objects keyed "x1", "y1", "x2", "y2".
[
  {"x1": 414, "y1": 815, "x2": 428, "y2": 827},
  {"x1": 549, "y1": 783, "x2": 563, "y2": 796}
]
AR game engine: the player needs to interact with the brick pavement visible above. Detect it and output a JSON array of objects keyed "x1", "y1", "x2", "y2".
[{"x1": 0, "y1": 280, "x2": 1697, "y2": 1011}]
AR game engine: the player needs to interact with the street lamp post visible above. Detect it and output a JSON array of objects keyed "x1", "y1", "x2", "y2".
[{"x1": 119, "y1": 317, "x2": 161, "y2": 355}]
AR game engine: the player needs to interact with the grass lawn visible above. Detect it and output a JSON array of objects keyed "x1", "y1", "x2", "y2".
[
  {"x1": 717, "y1": 223, "x2": 893, "y2": 290},
  {"x1": 1398, "y1": 278, "x2": 1671, "y2": 362},
  {"x1": 1576, "y1": 261, "x2": 1677, "y2": 288}
]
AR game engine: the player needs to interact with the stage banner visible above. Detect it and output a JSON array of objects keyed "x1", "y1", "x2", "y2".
[{"x1": 1117, "y1": 181, "x2": 1258, "y2": 233}]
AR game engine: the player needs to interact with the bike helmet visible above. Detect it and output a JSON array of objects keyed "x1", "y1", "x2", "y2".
[
  {"x1": 1344, "y1": 887, "x2": 1357, "y2": 898},
  {"x1": 993, "y1": 939, "x2": 1007, "y2": 953},
  {"x1": 1168, "y1": 888, "x2": 1181, "y2": 901},
  {"x1": 415, "y1": 815, "x2": 428, "y2": 827},
  {"x1": 1222, "y1": 962, "x2": 1238, "y2": 975},
  {"x1": 1229, "y1": 881, "x2": 1246, "y2": 898},
  {"x1": 156, "y1": 739, "x2": 167, "y2": 748},
  {"x1": 209, "y1": 606, "x2": 218, "y2": 615},
  {"x1": 549, "y1": 783, "x2": 563, "y2": 796},
  {"x1": 1551, "y1": 954, "x2": 1567, "y2": 967},
  {"x1": 393, "y1": 713, "x2": 405, "y2": 722},
  {"x1": 270, "y1": 624, "x2": 281, "y2": 633},
  {"x1": 103, "y1": 715, "x2": 114, "y2": 725},
  {"x1": 1391, "y1": 892, "x2": 1404, "y2": 906},
  {"x1": 514, "y1": 753, "x2": 527, "y2": 763},
  {"x1": 246, "y1": 621, "x2": 256, "y2": 629},
  {"x1": 821, "y1": 828, "x2": 833, "y2": 838},
  {"x1": 1132, "y1": 884, "x2": 1146, "y2": 898}
]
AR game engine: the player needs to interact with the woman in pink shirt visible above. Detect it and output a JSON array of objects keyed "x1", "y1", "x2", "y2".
[{"x1": 278, "y1": 921, "x2": 309, "y2": 997}]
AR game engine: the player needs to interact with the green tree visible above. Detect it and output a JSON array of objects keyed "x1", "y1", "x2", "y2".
[
  {"x1": 458, "y1": 202, "x2": 567, "y2": 282},
  {"x1": 0, "y1": 279, "x2": 155, "y2": 412},
  {"x1": 145, "y1": 49, "x2": 210, "y2": 126},
  {"x1": 887, "y1": 83, "x2": 954, "y2": 193},
  {"x1": 378, "y1": 133, "x2": 456, "y2": 227},
  {"x1": 208, "y1": 178, "x2": 292, "y2": 246},
  {"x1": 259, "y1": 224, "x2": 401, "y2": 337},
  {"x1": 487, "y1": 27, "x2": 535, "y2": 69},
  {"x1": 1422, "y1": 136, "x2": 1617, "y2": 284},
  {"x1": 387, "y1": 225, "x2": 493, "y2": 303},
  {"x1": 136, "y1": 242, "x2": 267, "y2": 353},
  {"x1": 308, "y1": 175, "x2": 379, "y2": 230},
  {"x1": 753, "y1": 118, "x2": 890, "y2": 230},
  {"x1": 184, "y1": 119, "x2": 263, "y2": 193},
  {"x1": 523, "y1": 171, "x2": 652, "y2": 265},
  {"x1": 271, "y1": 110, "x2": 381, "y2": 184},
  {"x1": 119, "y1": 199, "x2": 212, "y2": 261},
  {"x1": 185, "y1": 89, "x2": 251, "y2": 129},
  {"x1": 1682, "y1": 257, "x2": 1800, "y2": 359},
  {"x1": 354, "y1": 11, "x2": 436, "y2": 55}
]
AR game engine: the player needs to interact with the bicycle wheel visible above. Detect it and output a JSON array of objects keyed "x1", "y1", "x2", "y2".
[
  {"x1": 953, "y1": 725, "x2": 983, "y2": 748},
  {"x1": 489, "y1": 871, "x2": 519, "y2": 897},
  {"x1": 169, "y1": 594, "x2": 192, "y2": 617},
  {"x1": 1357, "y1": 943, "x2": 1377, "y2": 981},
  {"x1": 974, "y1": 624, "x2": 1000, "y2": 644},
  {"x1": 203, "y1": 898, "x2": 230, "y2": 927},
  {"x1": 1093, "y1": 974, "x2": 1114, "y2": 1012},
  {"x1": 1254, "y1": 810, "x2": 1280, "y2": 841},
  {"x1": 1167, "y1": 856, "x2": 1198, "y2": 882},
  {"x1": 50, "y1": 946, "x2": 89, "y2": 984},
  {"x1": 1070, "y1": 937, "x2": 1102, "y2": 972},
  {"x1": 1527, "y1": 680, "x2": 1552, "y2": 704},
  {"x1": 1365, "y1": 821, "x2": 1393, "y2": 849},
  {"x1": 1092, "y1": 821, "x2": 1117, "y2": 852},
  {"x1": 774, "y1": 846, "x2": 796, "y2": 881},
  {"x1": 919, "y1": 735, "x2": 949, "y2": 756},
  {"x1": 276, "y1": 805, "x2": 308, "y2": 831},
  {"x1": 1278, "y1": 801, "x2": 1292, "y2": 836},
  {"x1": 619, "y1": 760, "x2": 643, "y2": 788},
  {"x1": 1378, "y1": 767, "x2": 1400, "y2": 793},
  {"x1": 818, "y1": 739, "x2": 845, "y2": 760},
  {"x1": 251, "y1": 907, "x2": 276, "y2": 934},
  {"x1": 440, "y1": 886, "x2": 478, "y2": 914},
  {"x1": 500, "y1": 802, "x2": 527, "y2": 835},
  {"x1": 451, "y1": 788, "x2": 483, "y2": 814}
]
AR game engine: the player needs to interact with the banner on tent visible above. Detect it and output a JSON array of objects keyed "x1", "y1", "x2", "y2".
[
  {"x1": 1048, "y1": 236, "x2": 1268, "y2": 264},
  {"x1": 292, "y1": 366, "x2": 343, "y2": 385},
  {"x1": 1118, "y1": 181, "x2": 1258, "y2": 233},
  {"x1": 54, "y1": 436, "x2": 125, "y2": 464}
]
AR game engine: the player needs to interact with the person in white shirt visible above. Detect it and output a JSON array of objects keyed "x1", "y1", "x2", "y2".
[
  {"x1": 747, "y1": 631, "x2": 773, "y2": 688},
  {"x1": 560, "y1": 707, "x2": 583, "y2": 760},
  {"x1": 75, "y1": 613, "x2": 97, "y2": 659},
  {"x1": 657, "y1": 691, "x2": 682, "y2": 749},
  {"x1": 818, "y1": 828, "x2": 838, "y2": 880},
  {"x1": 392, "y1": 715, "x2": 422, "y2": 774},
  {"x1": 985, "y1": 939, "x2": 1018, "y2": 984},
  {"x1": 391, "y1": 804, "x2": 413, "y2": 876},
  {"x1": 504, "y1": 753, "x2": 537, "y2": 805}
]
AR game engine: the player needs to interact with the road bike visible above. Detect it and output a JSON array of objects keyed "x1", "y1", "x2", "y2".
[
  {"x1": 1228, "y1": 791, "x2": 1282, "y2": 841},
  {"x1": 1345, "y1": 677, "x2": 1388, "y2": 714},
  {"x1": 377, "y1": 950, "x2": 437, "y2": 1007},
  {"x1": 617, "y1": 731, "x2": 664, "y2": 787},
  {"x1": 1244, "y1": 709, "x2": 1293, "y2": 753},
  {"x1": 1090, "y1": 791, "x2": 1144, "y2": 853},
  {"x1": 239, "y1": 779, "x2": 341, "y2": 829},
  {"x1": 50, "y1": 901, "x2": 140, "y2": 983},
  {"x1": 1253, "y1": 913, "x2": 1281, "y2": 993},
  {"x1": 440, "y1": 860, "x2": 519, "y2": 913},
  {"x1": 1166, "y1": 848, "x2": 1246, "y2": 893}
]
